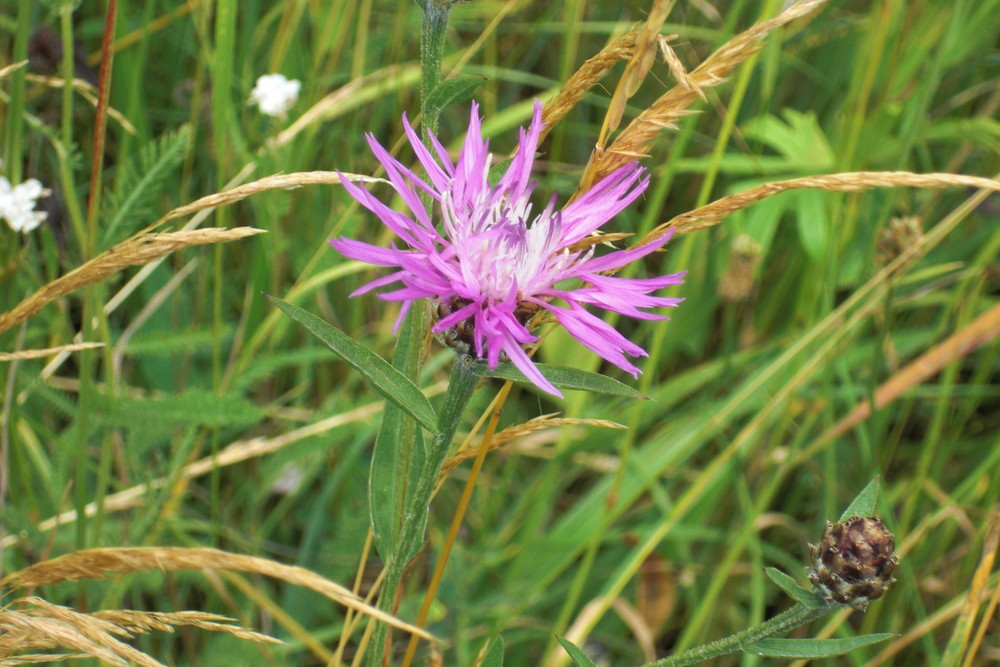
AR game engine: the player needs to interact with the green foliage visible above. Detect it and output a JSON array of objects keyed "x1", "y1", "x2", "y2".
[
  {"x1": 91, "y1": 388, "x2": 264, "y2": 431},
  {"x1": 425, "y1": 75, "x2": 484, "y2": 117},
  {"x1": 556, "y1": 636, "x2": 598, "y2": 667},
  {"x1": 840, "y1": 476, "x2": 881, "y2": 520},
  {"x1": 764, "y1": 567, "x2": 824, "y2": 608},
  {"x1": 100, "y1": 125, "x2": 191, "y2": 247},
  {"x1": 481, "y1": 635, "x2": 505, "y2": 667},
  {"x1": 745, "y1": 635, "x2": 895, "y2": 658},
  {"x1": 267, "y1": 295, "x2": 439, "y2": 432}
]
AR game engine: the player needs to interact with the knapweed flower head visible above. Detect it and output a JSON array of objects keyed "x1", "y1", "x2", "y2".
[
  {"x1": 248, "y1": 73, "x2": 301, "y2": 119},
  {"x1": 0, "y1": 175, "x2": 51, "y2": 234},
  {"x1": 329, "y1": 101, "x2": 685, "y2": 396}
]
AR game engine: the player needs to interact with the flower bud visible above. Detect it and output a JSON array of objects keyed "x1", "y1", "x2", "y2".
[
  {"x1": 808, "y1": 516, "x2": 899, "y2": 610},
  {"x1": 717, "y1": 234, "x2": 762, "y2": 303}
]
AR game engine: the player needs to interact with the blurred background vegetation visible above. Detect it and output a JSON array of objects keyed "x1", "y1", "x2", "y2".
[{"x1": 1, "y1": 0, "x2": 999, "y2": 664}]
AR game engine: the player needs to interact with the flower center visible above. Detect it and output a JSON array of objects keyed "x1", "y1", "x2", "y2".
[{"x1": 433, "y1": 295, "x2": 541, "y2": 359}]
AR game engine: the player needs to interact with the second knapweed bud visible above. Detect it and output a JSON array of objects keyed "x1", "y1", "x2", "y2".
[{"x1": 808, "y1": 516, "x2": 899, "y2": 610}]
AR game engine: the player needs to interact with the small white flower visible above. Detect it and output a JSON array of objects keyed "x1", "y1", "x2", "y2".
[
  {"x1": 0, "y1": 177, "x2": 51, "y2": 234},
  {"x1": 249, "y1": 73, "x2": 301, "y2": 119}
]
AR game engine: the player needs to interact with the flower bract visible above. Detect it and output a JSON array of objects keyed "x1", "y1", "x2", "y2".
[{"x1": 329, "y1": 101, "x2": 684, "y2": 396}]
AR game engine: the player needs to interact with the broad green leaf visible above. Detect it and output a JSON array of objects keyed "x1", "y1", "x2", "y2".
[
  {"x1": 425, "y1": 75, "x2": 483, "y2": 116},
  {"x1": 743, "y1": 110, "x2": 834, "y2": 168},
  {"x1": 471, "y1": 362, "x2": 647, "y2": 399},
  {"x1": 266, "y1": 296, "x2": 438, "y2": 433},
  {"x1": 480, "y1": 635, "x2": 504, "y2": 667},
  {"x1": 745, "y1": 634, "x2": 894, "y2": 658},
  {"x1": 764, "y1": 567, "x2": 825, "y2": 608},
  {"x1": 840, "y1": 477, "x2": 880, "y2": 520},
  {"x1": 556, "y1": 636, "x2": 598, "y2": 667}
]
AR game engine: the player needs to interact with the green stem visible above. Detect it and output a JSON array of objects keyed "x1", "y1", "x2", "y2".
[
  {"x1": 419, "y1": 0, "x2": 451, "y2": 140},
  {"x1": 648, "y1": 602, "x2": 838, "y2": 667},
  {"x1": 5, "y1": 0, "x2": 31, "y2": 185},
  {"x1": 365, "y1": 5, "x2": 456, "y2": 664},
  {"x1": 367, "y1": 358, "x2": 479, "y2": 665}
]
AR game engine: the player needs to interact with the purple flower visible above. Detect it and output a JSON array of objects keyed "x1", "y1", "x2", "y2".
[{"x1": 329, "y1": 101, "x2": 684, "y2": 397}]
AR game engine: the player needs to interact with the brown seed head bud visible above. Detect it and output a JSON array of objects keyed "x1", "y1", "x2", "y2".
[
  {"x1": 875, "y1": 216, "x2": 923, "y2": 266},
  {"x1": 808, "y1": 516, "x2": 899, "y2": 610},
  {"x1": 717, "y1": 234, "x2": 762, "y2": 303}
]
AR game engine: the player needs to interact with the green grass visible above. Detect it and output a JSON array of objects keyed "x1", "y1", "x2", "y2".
[{"x1": 2, "y1": 0, "x2": 999, "y2": 665}]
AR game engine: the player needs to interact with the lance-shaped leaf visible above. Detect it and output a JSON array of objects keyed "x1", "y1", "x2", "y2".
[
  {"x1": 840, "y1": 476, "x2": 880, "y2": 520},
  {"x1": 556, "y1": 636, "x2": 598, "y2": 667},
  {"x1": 745, "y1": 634, "x2": 894, "y2": 658},
  {"x1": 764, "y1": 568, "x2": 826, "y2": 608},
  {"x1": 267, "y1": 295, "x2": 438, "y2": 432}
]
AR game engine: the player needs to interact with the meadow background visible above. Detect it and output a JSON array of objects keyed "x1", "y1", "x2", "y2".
[{"x1": 1, "y1": 0, "x2": 999, "y2": 664}]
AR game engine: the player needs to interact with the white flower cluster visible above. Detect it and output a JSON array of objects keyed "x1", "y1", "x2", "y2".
[
  {"x1": 249, "y1": 73, "x2": 301, "y2": 119},
  {"x1": 0, "y1": 164, "x2": 51, "y2": 233}
]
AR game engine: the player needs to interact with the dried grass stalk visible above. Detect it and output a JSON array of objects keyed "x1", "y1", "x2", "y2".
[
  {"x1": 25, "y1": 74, "x2": 137, "y2": 135},
  {"x1": 0, "y1": 227, "x2": 263, "y2": 335},
  {"x1": 155, "y1": 171, "x2": 375, "y2": 227},
  {"x1": 0, "y1": 61, "x2": 28, "y2": 79},
  {"x1": 658, "y1": 35, "x2": 703, "y2": 102},
  {"x1": 0, "y1": 597, "x2": 280, "y2": 667},
  {"x1": 440, "y1": 414, "x2": 625, "y2": 479},
  {"x1": 598, "y1": 0, "x2": 675, "y2": 147},
  {"x1": 639, "y1": 171, "x2": 1000, "y2": 244},
  {"x1": 1, "y1": 654, "x2": 89, "y2": 664},
  {"x1": 92, "y1": 609, "x2": 279, "y2": 644},
  {"x1": 0, "y1": 547, "x2": 433, "y2": 641},
  {"x1": 273, "y1": 64, "x2": 419, "y2": 150},
  {"x1": 585, "y1": 0, "x2": 829, "y2": 186},
  {"x1": 540, "y1": 30, "x2": 639, "y2": 144},
  {"x1": 0, "y1": 343, "x2": 104, "y2": 363}
]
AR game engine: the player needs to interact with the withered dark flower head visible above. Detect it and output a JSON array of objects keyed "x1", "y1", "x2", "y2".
[{"x1": 808, "y1": 515, "x2": 899, "y2": 610}]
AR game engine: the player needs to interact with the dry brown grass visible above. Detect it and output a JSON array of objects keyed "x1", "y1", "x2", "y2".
[
  {"x1": 152, "y1": 171, "x2": 372, "y2": 230},
  {"x1": 539, "y1": 29, "x2": 639, "y2": 145},
  {"x1": 640, "y1": 171, "x2": 1000, "y2": 242},
  {"x1": 0, "y1": 596, "x2": 279, "y2": 667},
  {"x1": 579, "y1": 0, "x2": 830, "y2": 189},
  {"x1": 440, "y1": 414, "x2": 625, "y2": 479},
  {"x1": 0, "y1": 547, "x2": 434, "y2": 644},
  {"x1": 0, "y1": 227, "x2": 263, "y2": 336},
  {"x1": 0, "y1": 343, "x2": 105, "y2": 363}
]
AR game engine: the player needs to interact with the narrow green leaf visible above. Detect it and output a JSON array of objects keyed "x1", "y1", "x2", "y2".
[
  {"x1": 764, "y1": 568, "x2": 825, "y2": 608},
  {"x1": 481, "y1": 635, "x2": 504, "y2": 667},
  {"x1": 556, "y1": 636, "x2": 598, "y2": 667},
  {"x1": 745, "y1": 634, "x2": 894, "y2": 658},
  {"x1": 266, "y1": 296, "x2": 438, "y2": 433},
  {"x1": 470, "y1": 362, "x2": 647, "y2": 399},
  {"x1": 370, "y1": 407, "x2": 427, "y2": 563},
  {"x1": 794, "y1": 190, "x2": 828, "y2": 262},
  {"x1": 840, "y1": 476, "x2": 880, "y2": 520},
  {"x1": 425, "y1": 75, "x2": 483, "y2": 116},
  {"x1": 370, "y1": 295, "x2": 430, "y2": 565}
]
